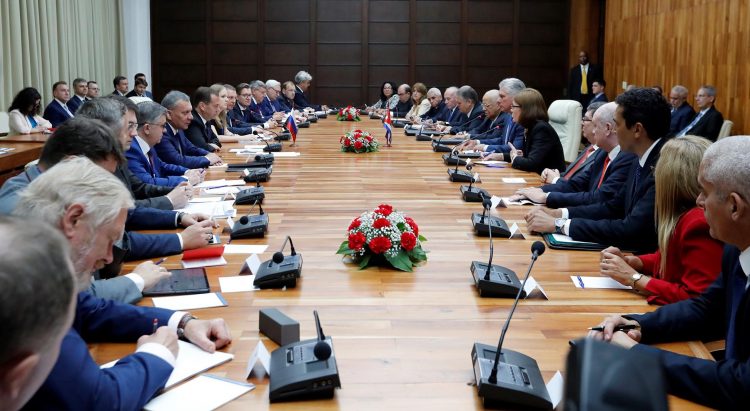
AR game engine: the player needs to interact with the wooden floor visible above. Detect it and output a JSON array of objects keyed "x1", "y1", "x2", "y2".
[{"x1": 95, "y1": 117, "x2": 711, "y2": 410}]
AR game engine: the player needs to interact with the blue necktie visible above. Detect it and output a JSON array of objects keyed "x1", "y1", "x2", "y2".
[{"x1": 677, "y1": 111, "x2": 704, "y2": 137}]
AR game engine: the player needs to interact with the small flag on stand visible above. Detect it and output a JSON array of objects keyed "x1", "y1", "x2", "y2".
[
  {"x1": 285, "y1": 114, "x2": 298, "y2": 146},
  {"x1": 383, "y1": 109, "x2": 393, "y2": 147}
]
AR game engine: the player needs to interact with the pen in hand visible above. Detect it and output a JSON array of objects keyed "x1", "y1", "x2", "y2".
[
  {"x1": 588, "y1": 324, "x2": 639, "y2": 332},
  {"x1": 152, "y1": 318, "x2": 158, "y2": 334}
]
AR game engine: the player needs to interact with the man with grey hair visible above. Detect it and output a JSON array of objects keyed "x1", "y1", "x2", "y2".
[
  {"x1": 421, "y1": 88, "x2": 447, "y2": 121},
  {"x1": 435, "y1": 86, "x2": 465, "y2": 124},
  {"x1": 264, "y1": 79, "x2": 290, "y2": 116},
  {"x1": 18, "y1": 157, "x2": 232, "y2": 410},
  {"x1": 459, "y1": 78, "x2": 526, "y2": 154},
  {"x1": 589, "y1": 135, "x2": 750, "y2": 409},
  {"x1": 675, "y1": 85, "x2": 724, "y2": 141},
  {"x1": 127, "y1": 101, "x2": 203, "y2": 188},
  {"x1": 248, "y1": 80, "x2": 281, "y2": 123},
  {"x1": 67, "y1": 78, "x2": 88, "y2": 113},
  {"x1": 0, "y1": 217, "x2": 76, "y2": 411},
  {"x1": 156, "y1": 90, "x2": 222, "y2": 168},
  {"x1": 441, "y1": 85, "x2": 482, "y2": 135},
  {"x1": 668, "y1": 85, "x2": 694, "y2": 136},
  {"x1": 293, "y1": 70, "x2": 328, "y2": 111}
]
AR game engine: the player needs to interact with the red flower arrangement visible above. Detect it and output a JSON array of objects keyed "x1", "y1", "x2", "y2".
[
  {"x1": 336, "y1": 105, "x2": 361, "y2": 121},
  {"x1": 337, "y1": 204, "x2": 428, "y2": 271},
  {"x1": 340, "y1": 129, "x2": 379, "y2": 153}
]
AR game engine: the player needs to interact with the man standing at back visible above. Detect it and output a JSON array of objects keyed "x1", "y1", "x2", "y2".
[{"x1": 568, "y1": 50, "x2": 603, "y2": 108}]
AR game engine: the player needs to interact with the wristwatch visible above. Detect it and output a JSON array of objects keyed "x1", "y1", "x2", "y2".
[
  {"x1": 176, "y1": 212, "x2": 185, "y2": 227},
  {"x1": 630, "y1": 273, "x2": 644, "y2": 288},
  {"x1": 554, "y1": 218, "x2": 567, "y2": 234},
  {"x1": 176, "y1": 314, "x2": 197, "y2": 341}
]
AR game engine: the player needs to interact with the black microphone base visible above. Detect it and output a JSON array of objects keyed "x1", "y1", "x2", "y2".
[
  {"x1": 243, "y1": 168, "x2": 272, "y2": 183},
  {"x1": 316, "y1": 113, "x2": 328, "y2": 119},
  {"x1": 298, "y1": 121, "x2": 310, "y2": 128},
  {"x1": 264, "y1": 143, "x2": 283, "y2": 152},
  {"x1": 432, "y1": 142, "x2": 453, "y2": 152},
  {"x1": 227, "y1": 161, "x2": 271, "y2": 170},
  {"x1": 470, "y1": 261, "x2": 524, "y2": 298},
  {"x1": 269, "y1": 337, "x2": 340, "y2": 403},
  {"x1": 274, "y1": 132, "x2": 291, "y2": 141},
  {"x1": 230, "y1": 215, "x2": 269, "y2": 239},
  {"x1": 435, "y1": 137, "x2": 465, "y2": 145},
  {"x1": 442, "y1": 153, "x2": 467, "y2": 166},
  {"x1": 392, "y1": 119, "x2": 407, "y2": 128},
  {"x1": 461, "y1": 185, "x2": 489, "y2": 202},
  {"x1": 308, "y1": 116, "x2": 318, "y2": 123},
  {"x1": 471, "y1": 343, "x2": 552, "y2": 410},
  {"x1": 458, "y1": 151, "x2": 482, "y2": 159},
  {"x1": 254, "y1": 254, "x2": 303, "y2": 289},
  {"x1": 234, "y1": 187, "x2": 265, "y2": 205},
  {"x1": 472, "y1": 212, "x2": 511, "y2": 237},
  {"x1": 448, "y1": 169, "x2": 475, "y2": 182}
]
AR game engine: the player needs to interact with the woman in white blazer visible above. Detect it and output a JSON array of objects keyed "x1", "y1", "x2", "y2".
[{"x1": 7, "y1": 87, "x2": 52, "y2": 135}]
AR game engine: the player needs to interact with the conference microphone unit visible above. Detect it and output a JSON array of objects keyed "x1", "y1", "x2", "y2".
[
  {"x1": 234, "y1": 180, "x2": 265, "y2": 205},
  {"x1": 253, "y1": 236, "x2": 303, "y2": 289},
  {"x1": 298, "y1": 120, "x2": 310, "y2": 128},
  {"x1": 448, "y1": 151, "x2": 475, "y2": 182},
  {"x1": 230, "y1": 201, "x2": 268, "y2": 239},
  {"x1": 263, "y1": 142, "x2": 283, "y2": 152},
  {"x1": 226, "y1": 154, "x2": 275, "y2": 171},
  {"x1": 470, "y1": 202, "x2": 523, "y2": 298},
  {"x1": 564, "y1": 338, "x2": 668, "y2": 411},
  {"x1": 243, "y1": 166, "x2": 272, "y2": 183},
  {"x1": 460, "y1": 163, "x2": 489, "y2": 202},
  {"x1": 471, "y1": 241, "x2": 552, "y2": 410},
  {"x1": 266, "y1": 127, "x2": 291, "y2": 141},
  {"x1": 308, "y1": 113, "x2": 318, "y2": 123},
  {"x1": 269, "y1": 310, "x2": 341, "y2": 402},
  {"x1": 472, "y1": 195, "x2": 510, "y2": 237},
  {"x1": 442, "y1": 153, "x2": 467, "y2": 166},
  {"x1": 432, "y1": 135, "x2": 465, "y2": 152}
]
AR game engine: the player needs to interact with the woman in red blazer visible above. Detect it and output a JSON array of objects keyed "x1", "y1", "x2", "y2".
[{"x1": 599, "y1": 136, "x2": 723, "y2": 304}]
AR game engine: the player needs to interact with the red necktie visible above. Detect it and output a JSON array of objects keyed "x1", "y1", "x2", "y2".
[
  {"x1": 597, "y1": 155, "x2": 611, "y2": 188},
  {"x1": 565, "y1": 146, "x2": 595, "y2": 179}
]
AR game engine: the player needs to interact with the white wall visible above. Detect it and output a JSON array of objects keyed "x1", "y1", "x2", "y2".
[{"x1": 120, "y1": 0, "x2": 152, "y2": 92}]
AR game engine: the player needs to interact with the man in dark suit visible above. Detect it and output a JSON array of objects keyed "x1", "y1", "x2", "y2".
[
  {"x1": 43, "y1": 81, "x2": 75, "y2": 127},
  {"x1": 14, "y1": 158, "x2": 231, "y2": 411},
  {"x1": 675, "y1": 85, "x2": 724, "y2": 141},
  {"x1": 125, "y1": 77, "x2": 150, "y2": 99},
  {"x1": 433, "y1": 86, "x2": 464, "y2": 125},
  {"x1": 293, "y1": 70, "x2": 328, "y2": 111},
  {"x1": 568, "y1": 50, "x2": 603, "y2": 108},
  {"x1": 156, "y1": 90, "x2": 222, "y2": 169},
  {"x1": 444, "y1": 86, "x2": 483, "y2": 135},
  {"x1": 460, "y1": 78, "x2": 526, "y2": 154},
  {"x1": 185, "y1": 87, "x2": 222, "y2": 152},
  {"x1": 66, "y1": 78, "x2": 88, "y2": 113},
  {"x1": 392, "y1": 84, "x2": 413, "y2": 118},
  {"x1": 134, "y1": 73, "x2": 154, "y2": 99},
  {"x1": 0, "y1": 217, "x2": 76, "y2": 411},
  {"x1": 513, "y1": 102, "x2": 636, "y2": 209},
  {"x1": 667, "y1": 85, "x2": 695, "y2": 136},
  {"x1": 527, "y1": 88, "x2": 671, "y2": 253},
  {"x1": 231, "y1": 83, "x2": 268, "y2": 128},
  {"x1": 588, "y1": 79, "x2": 608, "y2": 108},
  {"x1": 421, "y1": 88, "x2": 447, "y2": 121},
  {"x1": 590, "y1": 136, "x2": 750, "y2": 410},
  {"x1": 86, "y1": 80, "x2": 100, "y2": 99},
  {"x1": 112, "y1": 75, "x2": 129, "y2": 96}
]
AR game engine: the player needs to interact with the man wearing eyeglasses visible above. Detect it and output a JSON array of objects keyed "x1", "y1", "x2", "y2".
[
  {"x1": 393, "y1": 84, "x2": 413, "y2": 118},
  {"x1": 674, "y1": 85, "x2": 724, "y2": 141}
]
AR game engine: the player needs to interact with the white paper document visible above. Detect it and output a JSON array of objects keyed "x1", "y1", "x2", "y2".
[
  {"x1": 271, "y1": 152, "x2": 301, "y2": 157},
  {"x1": 219, "y1": 275, "x2": 258, "y2": 293},
  {"x1": 501, "y1": 177, "x2": 527, "y2": 184},
  {"x1": 182, "y1": 256, "x2": 227, "y2": 269},
  {"x1": 195, "y1": 179, "x2": 230, "y2": 189},
  {"x1": 224, "y1": 244, "x2": 268, "y2": 254},
  {"x1": 571, "y1": 276, "x2": 632, "y2": 290},
  {"x1": 102, "y1": 340, "x2": 234, "y2": 389},
  {"x1": 144, "y1": 374, "x2": 254, "y2": 411},
  {"x1": 151, "y1": 292, "x2": 229, "y2": 310},
  {"x1": 546, "y1": 371, "x2": 564, "y2": 409},
  {"x1": 189, "y1": 196, "x2": 223, "y2": 204},
  {"x1": 177, "y1": 200, "x2": 236, "y2": 218},
  {"x1": 203, "y1": 186, "x2": 241, "y2": 195}
]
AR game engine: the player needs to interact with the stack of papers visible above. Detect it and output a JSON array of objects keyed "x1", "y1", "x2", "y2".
[
  {"x1": 144, "y1": 375, "x2": 253, "y2": 411},
  {"x1": 194, "y1": 179, "x2": 245, "y2": 189},
  {"x1": 152, "y1": 292, "x2": 229, "y2": 310},
  {"x1": 176, "y1": 200, "x2": 236, "y2": 219},
  {"x1": 502, "y1": 177, "x2": 527, "y2": 184}
]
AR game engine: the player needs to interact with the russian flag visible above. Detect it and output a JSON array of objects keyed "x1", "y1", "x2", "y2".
[
  {"x1": 383, "y1": 109, "x2": 393, "y2": 146},
  {"x1": 285, "y1": 113, "x2": 298, "y2": 144}
]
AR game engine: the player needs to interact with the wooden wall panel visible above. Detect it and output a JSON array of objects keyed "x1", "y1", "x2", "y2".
[
  {"x1": 152, "y1": 0, "x2": 570, "y2": 107},
  {"x1": 604, "y1": 0, "x2": 749, "y2": 134}
]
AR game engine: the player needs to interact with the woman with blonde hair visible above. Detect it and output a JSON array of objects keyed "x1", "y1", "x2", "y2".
[
  {"x1": 600, "y1": 135, "x2": 723, "y2": 304},
  {"x1": 405, "y1": 82, "x2": 430, "y2": 122}
]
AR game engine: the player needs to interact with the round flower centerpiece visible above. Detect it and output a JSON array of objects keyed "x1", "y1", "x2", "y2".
[
  {"x1": 337, "y1": 105, "x2": 361, "y2": 121},
  {"x1": 340, "y1": 129, "x2": 379, "y2": 153},
  {"x1": 336, "y1": 204, "x2": 427, "y2": 271}
]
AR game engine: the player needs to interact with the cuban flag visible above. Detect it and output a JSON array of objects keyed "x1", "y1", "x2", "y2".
[
  {"x1": 285, "y1": 113, "x2": 298, "y2": 144},
  {"x1": 383, "y1": 109, "x2": 393, "y2": 146}
]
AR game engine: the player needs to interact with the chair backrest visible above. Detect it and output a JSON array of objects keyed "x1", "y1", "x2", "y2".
[
  {"x1": 0, "y1": 111, "x2": 9, "y2": 136},
  {"x1": 718, "y1": 120, "x2": 734, "y2": 140},
  {"x1": 547, "y1": 100, "x2": 582, "y2": 162}
]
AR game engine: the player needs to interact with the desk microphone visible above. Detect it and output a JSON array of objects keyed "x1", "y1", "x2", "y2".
[
  {"x1": 448, "y1": 154, "x2": 475, "y2": 182},
  {"x1": 471, "y1": 192, "x2": 510, "y2": 237},
  {"x1": 234, "y1": 177, "x2": 265, "y2": 205},
  {"x1": 230, "y1": 200, "x2": 268, "y2": 239},
  {"x1": 471, "y1": 241, "x2": 552, "y2": 410},
  {"x1": 254, "y1": 235, "x2": 303, "y2": 288},
  {"x1": 460, "y1": 161, "x2": 489, "y2": 202},
  {"x1": 261, "y1": 134, "x2": 283, "y2": 152}
]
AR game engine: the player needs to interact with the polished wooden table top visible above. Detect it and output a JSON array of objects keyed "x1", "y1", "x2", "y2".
[
  {"x1": 99, "y1": 117, "x2": 711, "y2": 410},
  {"x1": 0, "y1": 132, "x2": 50, "y2": 143},
  {"x1": 0, "y1": 141, "x2": 44, "y2": 184}
]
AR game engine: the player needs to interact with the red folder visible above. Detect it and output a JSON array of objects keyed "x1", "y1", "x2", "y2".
[{"x1": 182, "y1": 246, "x2": 225, "y2": 260}]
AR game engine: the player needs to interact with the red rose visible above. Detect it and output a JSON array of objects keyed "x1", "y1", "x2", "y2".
[
  {"x1": 344, "y1": 139, "x2": 351, "y2": 147},
  {"x1": 405, "y1": 217, "x2": 419, "y2": 236},
  {"x1": 354, "y1": 141, "x2": 363, "y2": 150},
  {"x1": 373, "y1": 218, "x2": 391, "y2": 229},
  {"x1": 365, "y1": 135, "x2": 372, "y2": 142},
  {"x1": 400, "y1": 232, "x2": 417, "y2": 251},
  {"x1": 376, "y1": 204, "x2": 393, "y2": 216},
  {"x1": 348, "y1": 232, "x2": 366, "y2": 251},
  {"x1": 368, "y1": 236, "x2": 392, "y2": 254},
  {"x1": 348, "y1": 218, "x2": 361, "y2": 230}
]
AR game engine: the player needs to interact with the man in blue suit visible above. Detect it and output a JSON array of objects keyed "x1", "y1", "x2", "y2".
[
  {"x1": 459, "y1": 78, "x2": 526, "y2": 155},
  {"x1": 248, "y1": 80, "x2": 277, "y2": 123},
  {"x1": 512, "y1": 102, "x2": 636, "y2": 209},
  {"x1": 133, "y1": 73, "x2": 154, "y2": 99},
  {"x1": 156, "y1": 91, "x2": 223, "y2": 169},
  {"x1": 66, "y1": 78, "x2": 89, "y2": 113},
  {"x1": 293, "y1": 70, "x2": 328, "y2": 111},
  {"x1": 231, "y1": 83, "x2": 269, "y2": 129},
  {"x1": 590, "y1": 136, "x2": 750, "y2": 410},
  {"x1": 0, "y1": 218, "x2": 76, "y2": 411},
  {"x1": 526, "y1": 88, "x2": 670, "y2": 253},
  {"x1": 265, "y1": 79, "x2": 291, "y2": 113},
  {"x1": 127, "y1": 101, "x2": 203, "y2": 188},
  {"x1": 43, "y1": 81, "x2": 75, "y2": 127},
  {"x1": 667, "y1": 85, "x2": 695, "y2": 137},
  {"x1": 15, "y1": 158, "x2": 231, "y2": 411},
  {"x1": 443, "y1": 86, "x2": 483, "y2": 135},
  {"x1": 675, "y1": 85, "x2": 725, "y2": 141}
]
